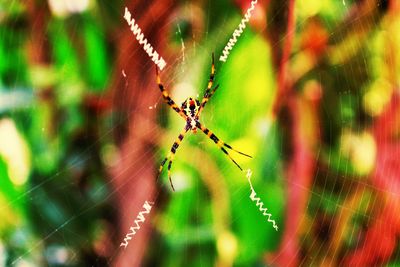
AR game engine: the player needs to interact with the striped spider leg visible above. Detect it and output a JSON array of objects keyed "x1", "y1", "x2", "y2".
[
  {"x1": 156, "y1": 67, "x2": 189, "y2": 191},
  {"x1": 196, "y1": 121, "x2": 252, "y2": 171},
  {"x1": 159, "y1": 126, "x2": 189, "y2": 191},
  {"x1": 156, "y1": 54, "x2": 251, "y2": 191},
  {"x1": 156, "y1": 67, "x2": 187, "y2": 120},
  {"x1": 196, "y1": 53, "x2": 219, "y2": 118}
]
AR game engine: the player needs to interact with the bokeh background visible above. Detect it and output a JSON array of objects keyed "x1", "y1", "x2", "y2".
[{"x1": 1, "y1": 0, "x2": 400, "y2": 266}]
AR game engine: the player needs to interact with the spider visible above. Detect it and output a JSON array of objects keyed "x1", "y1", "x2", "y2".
[{"x1": 157, "y1": 53, "x2": 251, "y2": 191}]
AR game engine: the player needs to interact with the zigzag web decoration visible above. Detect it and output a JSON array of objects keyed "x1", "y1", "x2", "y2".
[
  {"x1": 246, "y1": 169, "x2": 279, "y2": 231},
  {"x1": 124, "y1": 7, "x2": 167, "y2": 70},
  {"x1": 219, "y1": 0, "x2": 258, "y2": 62},
  {"x1": 120, "y1": 201, "x2": 154, "y2": 249}
]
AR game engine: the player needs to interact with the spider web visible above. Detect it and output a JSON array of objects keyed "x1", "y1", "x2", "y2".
[{"x1": 1, "y1": 0, "x2": 399, "y2": 266}]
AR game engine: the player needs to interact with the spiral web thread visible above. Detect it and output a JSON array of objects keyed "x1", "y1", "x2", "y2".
[
  {"x1": 120, "y1": 201, "x2": 154, "y2": 249},
  {"x1": 246, "y1": 169, "x2": 279, "y2": 231},
  {"x1": 219, "y1": 0, "x2": 258, "y2": 62}
]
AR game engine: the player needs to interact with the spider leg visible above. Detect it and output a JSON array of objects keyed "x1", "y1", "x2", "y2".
[
  {"x1": 156, "y1": 67, "x2": 187, "y2": 120},
  {"x1": 196, "y1": 122, "x2": 252, "y2": 171},
  {"x1": 158, "y1": 127, "x2": 189, "y2": 191},
  {"x1": 197, "y1": 84, "x2": 219, "y2": 117},
  {"x1": 197, "y1": 53, "x2": 217, "y2": 117}
]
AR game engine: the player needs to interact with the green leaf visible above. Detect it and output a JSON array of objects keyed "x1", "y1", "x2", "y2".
[{"x1": 83, "y1": 16, "x2": 110, "y2": 91}]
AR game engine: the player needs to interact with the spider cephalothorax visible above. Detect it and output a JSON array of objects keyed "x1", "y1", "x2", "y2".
[
  {"x1": 156, "y1": 53, "x2": 251, "y2": 191},
  {"x1": 181, "y1": 97, "x2": 200, "y2": 132}
]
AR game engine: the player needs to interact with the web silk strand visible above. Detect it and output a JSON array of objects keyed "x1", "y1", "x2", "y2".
[
  {"x1": 219, "y1": 0, "x2": 258, "y2": 62},
  {"x1": 120, "y1": 201, "x2": 153, "y2": 249},
  {"x1": 124, "y1": 7, "x2": 167, "y2": 70},
  {"x1": 246, "y1": 169, "x2": 279, "y2": 231}
]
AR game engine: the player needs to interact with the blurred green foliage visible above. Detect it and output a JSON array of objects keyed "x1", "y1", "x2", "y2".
[{"x1": 1, "y1": 1, "x2": 115, "y2": 265}]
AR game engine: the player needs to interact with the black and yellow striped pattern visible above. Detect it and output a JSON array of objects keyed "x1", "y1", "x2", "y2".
[
  {"x1": 197, "y1": 54, "x2": 217, "y2": 117},
  {"x1": 156, "y1": 67, "x2": 187, "y2": 119},
  {"x1": 159, "y1": 128, "x2": 188, "y2": 191},
  {"x1": 196, "y1": 121, "x2": 251, "y2": 171},
  {"x1": 198, "y1": 85, "x2": 219, "y2": 116}
]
